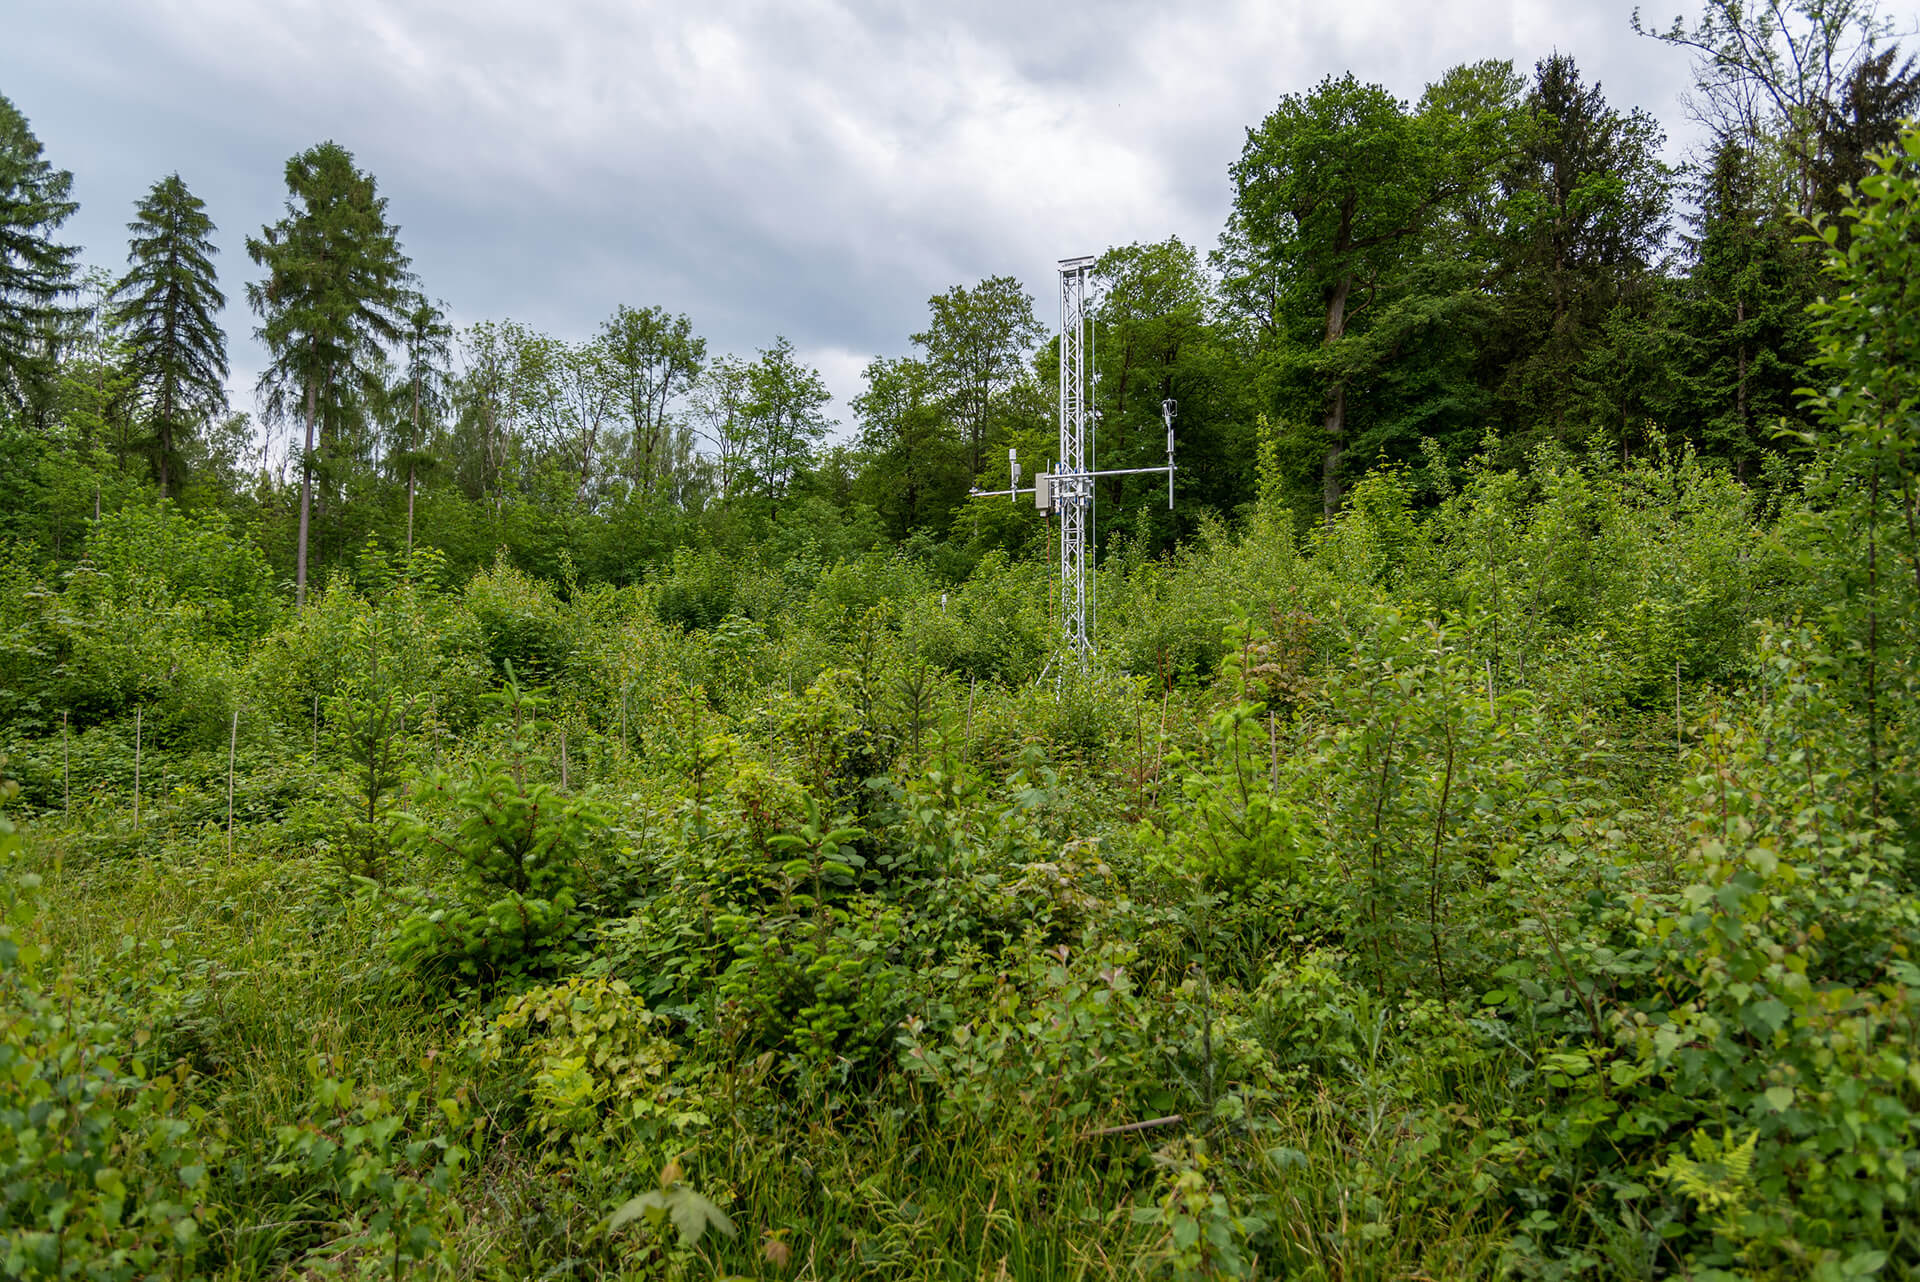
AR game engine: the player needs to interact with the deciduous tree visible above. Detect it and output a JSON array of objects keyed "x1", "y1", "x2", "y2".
[
  {"x1": 853, "y1": 354, "x2": 962, "y2": 539},
  {"x1": 599, "y1": 304, "x2": 704, "y2": 498},
  {"x1": 1635, "y1": 0, "x2": 1897, "y2": 217},
  {"x1": 911, "y1": 276, "x2": 1043, "y2": 477},
  {"x1": 744, "y1": 337, "x2": 831, "y2": 516},
  {"x1": 1220, "y1": 70, "x2": 1511, "y2": 515}
]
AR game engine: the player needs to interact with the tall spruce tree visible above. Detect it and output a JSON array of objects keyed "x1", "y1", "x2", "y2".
[
  {"x1": 110, "y1": 174, "x2": 228, "y2": 496},
  {"x1": 0, "y1": 93, "x2": 79, "y2": 418},
  {"x1": 1677, "y1": 139, "x2": 1817, "y2": 472},
  {"x1": 1489, "y1": 55, "x2": 1670, "y2": 446},
  {"x1": 247, "y1": 142, "x2": 411, "y2": 606},
  {"x1": 393, "y1": 297, "x2": 451, "y2": 552},
  {"x1": 1811, "y1": 44, "x2": 1920, "y2": 245}
]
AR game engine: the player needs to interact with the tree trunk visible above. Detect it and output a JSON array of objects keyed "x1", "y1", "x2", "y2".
[
  {"x1": 297, "y1": 375, "x2": 318, "y2": 608},
  {"x1": 156, "y1": 389, "x2": 173, "y2": 499},
  {"x1": 1321, "y1": 271, "x2": 1354, "y2": 520},
  {"x1": 157, "y1": 257, "x2": 178, "y2": 499},
  {"x1": 1735, "y1": 296, "x2": 1749, "y2": 435},
  {"x1": 1322, "y1": 383, "x2": 1348, "y2": 519},
  {"x1": 639, "y1": 395, "x2": 658, "y2": 499},
  {"x1": 408, "y1": 371, "x2": 421, "y2": 554}
]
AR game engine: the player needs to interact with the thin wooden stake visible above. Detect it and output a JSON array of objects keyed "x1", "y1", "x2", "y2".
[
  {"x1": 1676, "y1": 659, "x2": 1683, "y2": 758},
  {"x1": 965, "y1": 678, "x2": 976, "y2": 750},
  {"x1": 312, "y1": 694, "x2": 320, "y2": 759},
  {"x1": 560, "y1": 728, "x2": 570, "y2": 791},
  {"x1": 133, "y1": 706, "x2": 142, "y2": 829},
  {"x1": 61, "y1": 711, "x2": 70, "y2": 818},
  {"x1": 620, "y1": 687, "x2": 629, "y2": 754},
  {"x1": 1156, "y1": 684, "x2": 1171, "y2": 789},
  {"x1": 1486, "y1": 656, "x2": 1496, "y2": 722},
  {"x1": 1085, "y1": 1114, "x2": 1184, "y2": 1139},
  {"x1": 226, "y1": 708, "x2": 239, "y2": 859},
  {"x1": 1269, "y1": 712, "x2": 1279, "y2": 790}
]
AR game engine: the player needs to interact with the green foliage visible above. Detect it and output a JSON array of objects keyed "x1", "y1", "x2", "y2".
[
  {"x1": 0, "y1": 771, "x2": 222, "y2": 1279},
  {"x1": 263, "y1": 1060, "x2": 469, "y2": 1280},
  {"x1": 391, "y1": 669, "x2": 603, "y2": 983},
  {"x1": 714, "y1": 789, "x2": 902, "y2": 1071},
  {"x1": 606, "y1": 1155, "x2": 738, "y2": 1274},
  {"x1": 473, "y1": 976, "x2": 705, "y2": 1148},
  {"x1": 0, "y1": 93, "x2": 79, "y2": 414},
  {"x1": 86, "y1": 505, "x2": 277, "y2": 646},
  {"x1": 1132, "y1": 1143, "x2": 1267, "y2": 1282},
  {"x1": 463, "y1": 552, "x2": 576, "y2": 679},
  {"x1": 325, "y1": 603, "x2": 419, "y2": 880},
  {"x1": 1800, "y1": 118, "x2": 1920, "y2": 841},
  {"x1": 901, "y1": 937, "x2": 1173, "y2": 1135},
  {"x1": 246, "y1": 139, "x2": 412, "y2": 606},
  {"x1": 14, "y1": 78, "x2": 1920, "y2": 1282},
  {"x1": 109, "y1": 174, "x2": 228, "y2": 495}
]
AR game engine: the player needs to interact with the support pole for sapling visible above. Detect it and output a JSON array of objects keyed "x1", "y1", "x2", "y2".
[{"x1": 227, "y1": 709, "x2": 239, "y2": 858}]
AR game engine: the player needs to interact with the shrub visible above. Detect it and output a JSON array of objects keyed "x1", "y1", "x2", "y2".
[
  {"x1": 391, "y1": 672, "x2": 604, "y2": 984},
  {"x1": 472, "y1": 976, "x2": 706, "y2": 1151},
  {"x1": 465, "y1": 555, "x2": 576, "y2": 681}
]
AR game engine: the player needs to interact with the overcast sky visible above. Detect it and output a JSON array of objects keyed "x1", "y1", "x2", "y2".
[{"x1": 7, "y1": 0, "x2": 1917, "y2": 432}]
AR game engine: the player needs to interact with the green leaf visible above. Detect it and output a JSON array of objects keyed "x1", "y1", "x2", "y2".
[
  {"x1": 665, "y1": 1187, "x2": 736, "y2": 1245},
  {"x1": 1841, "y1": 1250, "x2": 1888, "y2": 1279},
  {"x1": 608, "y1": 1189, "x2": 666, "y2": 1232}
]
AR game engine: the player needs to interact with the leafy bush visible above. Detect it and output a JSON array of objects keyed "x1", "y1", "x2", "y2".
[
  {"x1": 472, "y1": 976, "x2": 707, "y2": 1150},
  {"x1": 0, "y1": 769, "x2": 223, "y2": 1279},
  {"x1": 465, "y1": 554, "x2": 576, "y2": 680},
  {"x1": 391, "y1": 672, "x2": 603, "y2": 984}
]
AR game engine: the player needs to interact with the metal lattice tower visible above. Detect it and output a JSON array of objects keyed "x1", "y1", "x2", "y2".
[
  {"x1": 1056, "y1": 256, "x2": 1096, "y2": 660},
  {"x1": 967, "y1": 254, "x2": 1177, "y2": 670}
]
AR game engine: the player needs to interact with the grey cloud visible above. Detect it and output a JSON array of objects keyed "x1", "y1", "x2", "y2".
[{"x1": 6, "y1": 0, "x2": 1916, "y2": 424}]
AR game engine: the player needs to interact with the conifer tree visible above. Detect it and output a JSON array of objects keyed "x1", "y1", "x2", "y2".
[
  {"x1": 247, "y1": 142, "x2": 411, "y2": 606},
  {"x1": 111, "y1": 174, "x2": 228, "y2": 496},
  {"x1": 1811, "y1": 44, "x2": 1920, "y2": 245},
  {"x1": 1490, "y1": 55, "x2": 1669, "y2": 444},
  {"x1": 393, "y1": 297, "x2": 451, "y2": 552},
  {"x1": 0, "y1": 93, "x2": 79, "y2": 417},
  {"x1": 1678, "y1": 139, "x2": 1817, "y2": 472}
]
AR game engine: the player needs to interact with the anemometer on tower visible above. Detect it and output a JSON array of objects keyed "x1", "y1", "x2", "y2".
[{"x1": 970, "y1": 256, "x2": 1177, "y2": 664}]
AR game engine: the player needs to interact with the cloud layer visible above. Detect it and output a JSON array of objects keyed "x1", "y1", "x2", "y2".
[{"x1": 7, "y1": 0, "x2": 1875, "y2": 424}]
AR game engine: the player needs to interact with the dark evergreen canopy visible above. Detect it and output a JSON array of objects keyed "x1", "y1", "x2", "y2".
[
  {"x1": 0, "y1": 93, "x2": 78, "y2": 415},
  {"x1": 112, "y1": 173, "x2": 228, "y2": 495}
]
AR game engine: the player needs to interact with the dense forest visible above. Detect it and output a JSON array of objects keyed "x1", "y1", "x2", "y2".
[{"x1": 2, "y1": 0, "x2": 1919, "y2": 1277}]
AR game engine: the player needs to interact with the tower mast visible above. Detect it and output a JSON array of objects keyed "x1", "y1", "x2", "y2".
[
  {"x1": 967, "y1": 254, "x2": 1177, "y2": 669},
  {"x1": 1057, "y1": 256, "x2": 1096, "y2": 661}
]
